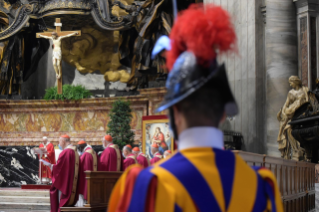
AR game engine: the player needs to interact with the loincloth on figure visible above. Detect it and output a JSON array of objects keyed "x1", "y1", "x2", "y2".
[{"x1": 52, "y1": 50, "x2": 62, "y2": 61}]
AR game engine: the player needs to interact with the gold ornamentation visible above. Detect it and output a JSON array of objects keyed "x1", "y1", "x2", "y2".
[
  {"x1": 68, "y1": 1, "x2": 73, "y2": 8},
  {"x1": 61, "y1": 25, "x2": 130, "y2": 82},
  {"x1": 60, "y1": 1, "x2": 65, "y2": 8},
  {"x1": 3, "y1": 2, "x2": 11, "y2": 11}
]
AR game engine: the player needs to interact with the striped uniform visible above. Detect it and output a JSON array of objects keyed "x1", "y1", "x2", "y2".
[{"x1": 108, "y1": 147, "x2": 283, "y2": 212}]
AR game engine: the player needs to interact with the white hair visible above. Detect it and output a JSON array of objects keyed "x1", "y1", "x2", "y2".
[
  {"x1": 123, "y1": 146, "x2": 132, "y2": 152},
  {"x1": 43, "y1": 136, "x2": 48, "y2": 140}
]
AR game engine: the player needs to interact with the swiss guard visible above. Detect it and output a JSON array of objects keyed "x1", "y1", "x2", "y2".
[{"x1": 108, "y1": 3, "x2": 283, "y2": 212}]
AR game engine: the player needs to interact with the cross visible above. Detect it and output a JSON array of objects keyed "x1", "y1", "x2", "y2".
[{"x1": 36, "y1": 18, "x2": 81, "y2": 94}]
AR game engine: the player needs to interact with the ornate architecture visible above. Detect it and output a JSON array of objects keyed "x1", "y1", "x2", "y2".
[{"x1": 0, "y1": 0, "x2": 199, "y2": 97}]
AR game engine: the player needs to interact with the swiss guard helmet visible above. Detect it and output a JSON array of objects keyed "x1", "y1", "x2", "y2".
[{"x1": 154, "y1": 4, "x2": 238, "y2": 139}]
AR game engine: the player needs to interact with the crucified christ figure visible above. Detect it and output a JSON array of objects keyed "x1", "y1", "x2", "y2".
[{"x1": 39, "y1": 31, "x2": 78, "y2": 79}]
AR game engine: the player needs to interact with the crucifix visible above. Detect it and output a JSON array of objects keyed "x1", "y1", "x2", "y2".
[{"x1": 36, "y1": 18, "x2": 81, "y2": 94}]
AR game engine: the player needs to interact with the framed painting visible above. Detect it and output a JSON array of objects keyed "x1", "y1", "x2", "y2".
[{"x1": 142, "y1": 115, "x2": 174, "y2": 159}]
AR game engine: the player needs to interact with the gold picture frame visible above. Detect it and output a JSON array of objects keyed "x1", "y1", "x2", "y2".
[{"x1": 142, "y1": 115, "x2": 174, "y2": 159}]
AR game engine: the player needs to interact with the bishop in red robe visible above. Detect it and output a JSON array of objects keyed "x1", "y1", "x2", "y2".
[
  {"x1": 98, "y1": 135, "x2": 122, "y2": 171},
  {"x1": 49, "y1": 135, "x2": 79, "y2": 212},
  {"x1": 75, "y1": 140, "x2": 97, "y2": 207},
  {"x1": 122, "y1": 145, "x2": 137, "y2": 170},
  {"x1": 39, "y1": 136, "x2": 56, "y2": 183},
  {"x1": 132, "y1": 147, "x2": 149, "y2": 168},
  {"x1": 150, "y1": 143, "x2": 163, "y2": 165}
]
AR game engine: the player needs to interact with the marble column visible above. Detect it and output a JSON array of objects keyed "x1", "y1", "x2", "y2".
[{"x1": 265, "y1": 0, "x2": 298, "y2": 157}]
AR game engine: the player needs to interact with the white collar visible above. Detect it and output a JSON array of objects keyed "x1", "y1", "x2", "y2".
[
  {"x1": 83, "y1": 145, "x2": 92, "y2": 152},
  {"x1": 43, "y1": 141, "x2": 50, "y2": 147},
  {"x1": 178, "y1": 127, "x2": 224, "y2": 151},
  {"x1": 153, "y1": 151, "x2": 159, "y2": 155},
  {"x1": 64, "y1": 144, "x2": 73, "y2": 150}
]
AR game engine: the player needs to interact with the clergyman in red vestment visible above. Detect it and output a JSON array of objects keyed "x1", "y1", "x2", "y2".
[
  {"x1": 98, "y1": 135, "x2": 122, "y2": 171},
  {"x1": 122, "y1": 145, "x2": 137, "y2": 171},
  {"x1": 150, "y1": 143, "x2": 163, "y2": 165},
  {"x1": 75, "y1": 140, "x2": 97, "y2": 207},
  {"x1": 39, "y1": 136, "x2": 56, "y2": 184},
  {"x1": 42, "y1": 135, "x2": 79, "y2": 212},
  {"x1": 132, "y1": 147, "x2": 149, "y2": 168}
]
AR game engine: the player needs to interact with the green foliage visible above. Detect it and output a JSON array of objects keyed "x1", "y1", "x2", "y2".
[
  {"x1": 107, "y1": 99, "x2": 135, "y2": 150},
  {"x1": 43, "y1": 84, "x2": 92, "y2": 100}
]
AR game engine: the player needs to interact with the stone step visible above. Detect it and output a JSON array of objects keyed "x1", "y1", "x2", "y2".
[
  {"x1": 0, "y1": 210, "x2": 50, "y2": 212},
  {"x1": 0, "y1": 196, "x2": 50, "y2": 204},
  {"x1": 0, "y1": 190, "x2": 49, "y2": 197},
  {"x1": 0, "y1": 203, "x2": 50, "y2": 210}
]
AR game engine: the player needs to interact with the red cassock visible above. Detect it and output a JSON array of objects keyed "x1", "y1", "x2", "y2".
[
  {"x1": 123, "y1": 154, "x2": 137, "y2": 171},
  {"x1": 39, "y1": 142, "x2": 56, "y2": 179},
  {"x1": 150, "y1": 152, "x2": 162, "y2": 165},
  {"x1": 77, "y1": 147, "x2": 97, "y2": 200},
  {"x1": 136, "y1": 153, "x2": 150, "y2": 168},
  {"x1": 50, "y1": 146, "x2": 79, "y2": 212},
  {"x1": 98, "y1": 144, "x2": 121, "y2": 171}
]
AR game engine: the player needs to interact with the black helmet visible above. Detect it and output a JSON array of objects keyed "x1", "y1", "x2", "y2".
[{"x1": 156, "y1": 51, "x2": 238, "y2": 117}]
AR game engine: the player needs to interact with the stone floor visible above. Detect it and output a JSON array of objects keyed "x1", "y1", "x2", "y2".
[
  {"x1": 0, "y1": 188, "x2": 50, "y2": 211},
  {"x1": 316, "y1": 184, "x2": 319, "y2": 211}
]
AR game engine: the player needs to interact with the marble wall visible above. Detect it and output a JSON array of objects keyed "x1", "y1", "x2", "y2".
[
  {"x1": 0, "y1": 145, "x2": 110, "y2": 187},
  {"x1": 0, "y1": 88, "x2": 165, "y2": 186},
  {"x1": 204, "y1": 0, "x2": 299, "y2": 157},
  {"x1": 204, "y1": 0, "x2": 266, "y2": 154},
  {"x1": 265, "y1": 0, "x2": 298, "y2": 157},
  {"x1": 0, "y1": 88, "x2": 166, "y2": 147},
  {"x1": 0, "y1": 146, "x2": 39, "y2": 187}
]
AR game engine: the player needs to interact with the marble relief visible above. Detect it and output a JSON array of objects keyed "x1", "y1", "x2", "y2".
[
  {"x1": 0, "y1": 110, "x2": 142, "y2": 132},
  {"x1": 0, "y1": 88, "x2": 166, "y2": 146}
]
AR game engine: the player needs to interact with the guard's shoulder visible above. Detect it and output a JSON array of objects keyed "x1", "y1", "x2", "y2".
[
  {"x1": 120, "y1": 165, "x2": 145, "y2": 184},
  {"x1": 255, "y1": 167, "x2": 277, "y2": 182}
]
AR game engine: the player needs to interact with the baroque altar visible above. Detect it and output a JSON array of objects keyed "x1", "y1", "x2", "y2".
[{"x1": 0, "y1": 0, "x2": 200, "y2": 98}]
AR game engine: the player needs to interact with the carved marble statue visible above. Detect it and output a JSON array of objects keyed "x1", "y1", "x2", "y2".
[
  {"x1": 39, "y1": 31, "x2": 78, "y2": 79},
  {"x1": 277, "y1": 76, "x2": 309, "y2": 160}
]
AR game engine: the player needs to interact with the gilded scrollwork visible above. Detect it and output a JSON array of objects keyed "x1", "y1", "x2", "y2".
[
  {"x1": 0, "y1": 4, "x2": 30, "y2": 40},
  {"x1": 0, "y1": 0, "x2": 175, "y2": 92}
]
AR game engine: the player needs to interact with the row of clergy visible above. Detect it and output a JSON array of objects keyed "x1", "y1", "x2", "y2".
[{"x1": 37, "y1": 134, "x2": 172, "y2": 211}]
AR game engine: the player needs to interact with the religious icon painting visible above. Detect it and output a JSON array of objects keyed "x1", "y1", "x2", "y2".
[{"x1": 142, "y1": 115, "x2": 174, "y2": 159}]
